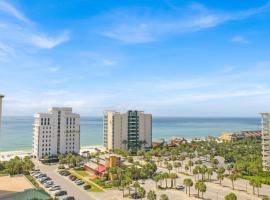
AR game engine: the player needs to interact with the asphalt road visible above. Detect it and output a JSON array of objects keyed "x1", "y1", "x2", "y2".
[{"x1": 35, "y1": 162, "x2": 98, "y2": 200}]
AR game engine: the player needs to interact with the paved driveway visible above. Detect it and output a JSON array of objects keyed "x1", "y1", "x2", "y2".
[{"x1": 35, "y1": 162, "x2": 99, "y2": 200}]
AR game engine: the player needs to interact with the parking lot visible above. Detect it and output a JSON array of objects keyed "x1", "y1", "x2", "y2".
[{"x1": 32, "y1": 162, "x2": 99, "y2": 200}]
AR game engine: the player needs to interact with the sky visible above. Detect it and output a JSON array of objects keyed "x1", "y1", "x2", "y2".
[{"x1": 0, "y1": 0, "x2": 270, "y2": 117}]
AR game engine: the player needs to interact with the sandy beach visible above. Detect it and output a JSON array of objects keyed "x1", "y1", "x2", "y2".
[{"x1": 0, "y1": 145, "x2": 106, "y2": 161}]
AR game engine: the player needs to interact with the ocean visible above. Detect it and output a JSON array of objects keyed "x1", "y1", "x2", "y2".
[{"x1": 0, "y1": 116, "x2": 260, "y2": 152}]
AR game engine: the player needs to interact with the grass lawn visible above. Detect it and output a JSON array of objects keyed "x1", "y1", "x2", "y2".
[
  {"x1": 25, "y1": 175, "x2": 40, "y2": 188},
  {"x1": 74, "y1": 169, "x2": 89, "y2": 177},
  {"x1": 70, "y1": 170, "x2": 103, "y2": 192}
]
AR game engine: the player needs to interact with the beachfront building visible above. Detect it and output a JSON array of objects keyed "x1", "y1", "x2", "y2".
[
  {"x1": 32, "y1": 107, "x2": 80, "y2": 159},
  {"x1": 103, "y1": 110, "x2": 152, "y2": 151},
  {"x1": 0, "y1": 94, "x2": 3, "y2": 127},
  {"x1": 261, "y1": 113, "x2": 270, "y2": 170}
]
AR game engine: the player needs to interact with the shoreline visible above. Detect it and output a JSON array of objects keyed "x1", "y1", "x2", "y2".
[
  {"x1": 0, "y1": 145, "x2": 106, "y2": 161},
  {"x1": 0, "y1": 136, "x2": 198, "y2": 154}
]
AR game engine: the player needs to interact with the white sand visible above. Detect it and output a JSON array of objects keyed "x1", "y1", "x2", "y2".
[{"x1": 0, "y1": 145, "x2": 106, "y2": 161}]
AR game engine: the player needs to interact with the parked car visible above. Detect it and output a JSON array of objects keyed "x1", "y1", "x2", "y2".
[
  {"x1": 60, "y1": 170, "x2": 71, "y2": 176},
  {"x1": 75, "y1": 180, "x2": 84, "y2": 185},
  {"x1": 49, "y1": 185, "x2": 61, "y2": 191},
  {"x1": 131, "y1": 193, "x2": 140, "y2": 199},
  {"x1": 83, "y1": 185, "x2": 91, "y2": 190},
  {"x1": 38, "y1": 177, "x2": 48, "y2": 182},
  {"x1": 55, "y1": 190, "x2": 67, "y2": 197},
  {"x1": 63, "y1": 196, "x2": 75, "y2": 200},
  {"x1": 69, "y1": 176, "x2": 77, "y2": 181},
  {"x1": 176, "y1": 185, "x2": 185, "y2": 190},
  {"x1": 40, "y1": 178, "x2": 51, "y2": 184}
]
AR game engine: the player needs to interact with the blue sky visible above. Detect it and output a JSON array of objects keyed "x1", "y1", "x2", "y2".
[{"x1": 1, "y1": 0, "x2": 270, "y2": 116}]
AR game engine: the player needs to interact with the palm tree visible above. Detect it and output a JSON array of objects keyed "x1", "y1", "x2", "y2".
[
  {"x1": 166, "y1": 163, "x2": 172, "y2": 174},
  {"x1": 198, "y1": 181, "x2": 207, "y2": 199},
  {"x1": 163, "y1": 172, "x2": 169, "y2": 188},
  {"x1": 195, "y1": 181, "x2": 201, "y2": 197},
  {"x1": 183, "y1": 178, "x2": 193, "y2": 197},
  {"x1": 160, "y1": 194, "x2": 169, "y2": 200},
  {"x1": 188, "y1": 160, "x2": 194, "y2": 174},
  {"x1": 184, "y1": 164, "x2": 189, "y2": 173},
  {"x1": 194, "y1": 165, "x2": 201, "y2": 180},
  {"x1": 217, "y1": 173, "x2": 224, "y2": 185},
  {"x1": 254, "y1": 179, "x2": 261, "y2": 197},
  {"x1": 121, "y1": 180, "x2": 127, "y2": 197},
  {"x1": 169, "y1": 173, "x2": 178, "y2": 188},
  {"x1": 138, "y1": 187, "x2": 146, "y2": 200},
  {"x1": 207, "y1": 168, "x2": 213, "y2": 181},
  {"x1": 228, "y1": 173, "x2": 238, "y2": 190},
  {"x1": 133, "y1": 181, "x2": 140, "y2": 194},
  {"x1": 147, "y1": 190, "x2": 157, "y2": 200},
  {"x1": 173, "y1": 162, "x2": 181, "y2": 173},
  {"x1": 249, "y1": 179, "x2": 256, "y2": 195},
  {"x1": 225, "y1": 193, "x2": 237, "y2": 200},
  {"x1": 153, "y1": 174, "x2": 161, "y2": 188},
  {"x1": 200, "y1": 165, "x2": 207, "y2": 180}
]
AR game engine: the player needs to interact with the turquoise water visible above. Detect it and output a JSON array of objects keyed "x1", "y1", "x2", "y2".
[{"x1": 0, "y1": 116, "x2": 260, "y2": 152}]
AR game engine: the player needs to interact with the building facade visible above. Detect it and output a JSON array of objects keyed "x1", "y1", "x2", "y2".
[
  {"x1": 103, "y1": 110, "x2": 152, "y2": 151},
  {"x1": 0, "y1": 94, "x2": 3, "y2": 127},
  {"x1": 33, "y1": 107, "x2": 80, "y2": 159},
  {"x1": 261, "y1": 113, "x2": 270, "y2": 170}
]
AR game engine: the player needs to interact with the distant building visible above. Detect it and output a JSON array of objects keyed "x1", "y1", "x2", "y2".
[
  {"x1": 103, "y1": 110, "x2": 152, "y2": 151},
  {"x1": 261, "y1": 113, "x2": 270, "y2": 170},
  {"x1": 32, "y1": 107, "x2": 80, "y2": 159},
  {"x1": 0, "y1": 94, "x2": 4, "y2": 127},
  {"x1": 219, "y1": 132, "x2": 238, "y2": 141},
  {"x1": 219, "y1": 130, "x2": 261, "y2": 142},
  {"x1": 84, "y1": 154, "x2": 128, "y2": 179}
]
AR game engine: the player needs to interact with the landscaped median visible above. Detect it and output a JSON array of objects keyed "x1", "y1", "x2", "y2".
[{"x1": 69, "y1": 169, "x2": 104, "y2": 192}]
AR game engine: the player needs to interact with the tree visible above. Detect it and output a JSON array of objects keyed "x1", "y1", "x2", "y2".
[
  {"x1": 169, "y1": 173, "x2": 178, "y2": 188},
  {"x1": 198, "y1": 181, "x2": 207, "y2": 198},
  {"x1": 193, "y1": 166, "x2": 200, "y2": 181},
  {"x1": 217, "y1": 173, "x2": 224, "y2": 185},
  {"x1": 160, "y1": 194, "x2": 169, "y2": 200},
  {"x1": 162, "y1": 172, "x2": 169, "y2": 188},
  {"x1": 133, "y1": 181, "x2": 140, "y2": 194},
  {"x1": 173, "y1": 162, "x2": 181, "y2": 173},
  {"x1": 249, "y1": 179, "x2": 257, "y2": 195},
  {"x1": 137, "y1": 187, "x2": 146, "y2": 200},
  {"x1": 225, "y1": 193, "x2": 237, "y2": 200},
  {"x1": 166, "y1": 163, "x2": 173, "y2": 174},
  {"x1": 207, "y1": 168, "x2": 213, "y2": 181},
  {"x1": 147, "y1": 190, "x2": 157, "y2": 200},
  {"x1": 200, "y1": 165, "x2": 208, "y2": 180},
  {"x1": 228, "y1": 173, "x2": 238, "y2": 190},
  {"x1": 183, "y1": 178, "x2": 193, "y2": 197},
  {"x1": 153, "y1": 174, "x2": 161, "y2": 188},
  {"x1": 188, "y1": 160, "x2": 194, "y2": 173}
]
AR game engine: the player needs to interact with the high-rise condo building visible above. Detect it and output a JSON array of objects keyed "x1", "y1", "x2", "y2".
[
  {"x1": 261, "y1": 113, "x2": 270, "y2": 170},
  {"x1": 0, "y1": 94, "x2": 3, "y2": 127},
  {"x1": 103, "y1": 110, "x2": 152, "y2": 151},
  {"x1": 33, "y1": 107, "x2": 80, "y2": 159}
]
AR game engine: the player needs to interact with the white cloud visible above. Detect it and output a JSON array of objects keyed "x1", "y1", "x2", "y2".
[
  {"x1": 0, "y1": 1, "x2": 31, "y2": 24},
  {"x1": 0, "y1": 1, "x2": 70, "y2": 56},
  {"x1": 28, "y1": 31, "x2": 70, "y2": 49},
  {"x1": 101, "y1": 2, "x2": 270, "y2": 44},
  {"x1": 230, "y1": 35, "x2": 249, "y2": 44}
]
